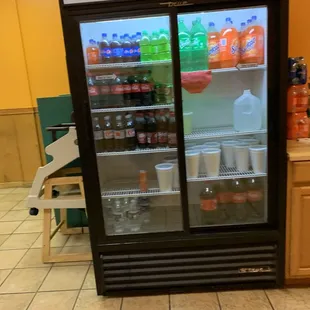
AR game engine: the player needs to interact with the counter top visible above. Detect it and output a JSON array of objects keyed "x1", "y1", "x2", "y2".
[{"x1": 287, "y1": 139, "x2": 310, "y2": 161}]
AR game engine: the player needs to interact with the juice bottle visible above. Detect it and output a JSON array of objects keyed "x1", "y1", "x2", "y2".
[
  {"x1": 239, "y1": 22, "x2": 246, "y2": 63},
  {"x1": 242, "y1": 15, "x2": 265, "y2": 65},
  {"x1": 219, "y1": 18, "x2": 240, "y2": 68},
  {"x1": 191, "y1": 17, "x2": 208, "y2": 71},
  {"x1": 207, "y1": 22, "x2": 220, "y2": 69},
  {"x1": 110, "y1": 34, "x2": 123, "y2": 63},
  {"x1": 151, "y1": 31, "x2": 159, "y2": 61},
  {"x1": 99, "y1": 33, "x2": 111, "y2": 64},
  {"x1": 87, "y1": 39, "x2": 100, "y2": 65},
  {"x1": 158, "y1": 29, "x2": 171, "y2": 61},
  {"x1": 178, "y1": 18, "x2": 192, "y2": 72},
  {"x1": 140, "y1": 31, "x2": 152, "y2": 62}
]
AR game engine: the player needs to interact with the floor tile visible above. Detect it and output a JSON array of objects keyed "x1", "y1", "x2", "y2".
[
  {"x1": 82, "y1": 266, "x2": 96, "y2": 289},
  {"x1": 218, "y1": 290, "x2": 272, "y2": 309},
  {"x1": 31, "y1": 233, "x2": 69, "y2": 249},
  {"x1": 0, "y1": 196, "x2": 6, "y2": 201},
  {"x1": 170, "y1": 292, "x2": 220, "y2": 310},
  {"x1": 0, "y1": 270, "x2": 11, "y2": 286},
  {"x1": 0, "y1": 201, "x2": 19, "y2": 211},
  {"x1": 12, "y1": 188, "x2": 30, "y2": 195},
  {"x1": 122, "y1": 295, "x2": 169, "y2": 310},
  {"x1": 0, "y1": 249, "x2": 27, "y2": 269},
  {"x1": 0, "y1": 235, "x2": 9, "y2": 247},
  {"x1": 39, "y1": 265, "x2": 89, "y2": 291},
  {"x1": 0, "y1": 221, "x2": 22, "y2": 234},
  {"x1": 0, "y1": 210, "x2": 29, "y2": 222},
  {"x1": 1, "y1": 193, "x2": 27, "y2": 202},
  {"x1": 12, "y1": 200, "x2": 28, "y2": 210},
  {"x1": 0, "y1": 268, "x2": 50, "y2": 293},
  {"x1": 0, "y1": 188, "x2": 14, "y2": 195},
  {"x1": 16, "y1": 248, "x2": 62, "y2": 269},
  {"x1": 28, "y1": 290, "x2": 79, "y2": 310},
  {"x1": 266, "y1": 288, "x2": 310, "y2": 310},
  {"x1": 14, "y1": 220, "x2": 42, "y2": 233},
  {"x1": 65, "y1": 234, "x2": 90, "y2": 247},
  {"x1": 74, "y1": 290, "x2": 122, "y2": 310},
  {"x1": 0, "y1": 233, "x2": 40, "y2": 250},
  {"x1": 0, "y1": 293, "x2": 34, "y2": 310}
]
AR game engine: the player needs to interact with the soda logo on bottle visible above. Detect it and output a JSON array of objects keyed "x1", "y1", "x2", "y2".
[
  {"x1": 125, "y1": 128, "x2": 135, "y2": 138},
  {"x1": 123, "y1": 48, "x2": 131, "y2": 56},
  {"x1": 247, "y1": 190, "x2": 263, "y2": 202},
  {"x1": 179, "y1": 38, "x2": 191, "y2": 50},
  {"x1": 158, "y1": 132, "x2": 168, "y2": 143},
  {"x1": 112, "y1": 48, "x2": 123, "y2": 57},
  {"x1": 147, "y1": 132, "x2": 158, "y2": 144},
  {"x1": 123, "y1": 84, "x2": 131, "y2": 93},
  {"x1": 192, "y1": 36, "x2": 205, "y2": 50},
  {"x1": 140, "y1": 84, "x2": 152, "y2": 92},
  {"x1": 103, "y1": 130, "x2": 114, "y2": 139},
  {"x1": 232, "y1": 192, "x2": 247, "y2": 204},
  {"x1": 243, "y1": 37, "x2": 257, "y2": 55},
  {"x1": 114, "y1": 130, "x2": 125, "y2": 139},
  {"x1": 137, "y1": 132, "x2": 146, "y2": 144},
  {"x1": 100, "y1": 86, "x2": 110, "y2": 94},
  {"x1": 131, "y1": 83, "x2": 141, "y2": 93},
  {"x1": 209, "y1": 43, "x2": 220, "y2": 56},
  {"x1": 111, "y1": 85, "x2": 124, "y2": 94},
  {"x1": 88, "y1": 86, "x2": 99, "y2": 96},
  {"x1": 200, "y1": 199, "x2": 217, "y2": 211},
  {"x1": 101, "y1": 48, "x2": 111, "y2": 58},
  {"x1": 231, "y1": 41, "x2": 239, "y2": 55}
]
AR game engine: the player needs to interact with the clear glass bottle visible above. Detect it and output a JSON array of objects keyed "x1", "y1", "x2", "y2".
[{"x1": 127, "y1": 198, "x2": 141, "y2": 232}]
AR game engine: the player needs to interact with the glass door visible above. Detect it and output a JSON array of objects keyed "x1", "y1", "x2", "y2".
[
  {"x1": 79, "y1": 14, "x2": 183, "y2": 236},
  {"x1": 177, "y1": 6, "x2": 268, "y2": 228}
]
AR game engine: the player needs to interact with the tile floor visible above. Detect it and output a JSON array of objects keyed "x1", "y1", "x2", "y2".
[{"x1": 0, "y1": 187, "x2": 310, "y2": 309}]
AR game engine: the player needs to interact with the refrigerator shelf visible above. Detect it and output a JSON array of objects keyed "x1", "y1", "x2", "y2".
[
  {"x1": 101, "y1": 188, "x2": 180, "y2": 199},
  {"x1": 86, "y1": 60, "x2": 172, "y2": 70},
  {"x1": 185, "y1": 127, "x2": 267, "y2": 140},
  {"x1": 97, "y1": 147, "x2": 177, "y2": 156},
  {"x1": 212, "y1": 64, "x2": 267, "y2": 73},
  {"x1": 91, "y1": 103, "x2": 174, "y2": 113},
  {"x1": 187, "y1": 166, "x2": 267, "y2": 182}
]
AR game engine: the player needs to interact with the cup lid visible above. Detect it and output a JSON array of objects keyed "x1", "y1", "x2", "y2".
[
  {"x1": 155, "y1": 163, "x2": 174, "y2": 170},
  {"x1": 202, "y1": 147, "x2": 221, "y2": 154},
  {"x1": 185, "y1": 150, "x2": 200, "y2": 156}
]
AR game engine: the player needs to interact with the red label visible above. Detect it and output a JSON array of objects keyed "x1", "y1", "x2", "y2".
[
  {"x1": 125, "y1": 128, "x2": 135, "y2": 138},
  {"x1": 114, "y1": 130, "x2": 125, "y2": 139},
  {"x1": 140, "y1": 83, "x2": 152, "y2": 92},
  {"x1": 111, "y1": 85, "x2": 124, "y2": 94},
  {"x1": 157, "y1": 132, "x2": 168, "y2": 144},
  {"x1": 168, "y1": 133, "x2": 177, "y2": 145},
  {"x1": 99, "y1": 85, "x2": 110, "y2": 94},
  {"x1": 137, "y1": 132, "x2": 146, "y2": 144},
  {"x1": 103, "y1": 130, "x2": 113, "y2": 139},
  {"x1": 131, "y1": 83, "x2": 141, "y2": 93},
  {"x1": 232, "y1": 192, "x2": 247, "y2": 204},
  {"x1": 123, "y1": 84, "x2": 131, "y2": 93},
  {"x1": 247, "y1": 190, "x2": 263, "y2": 203},
  {"x1": 200, "y1": 199, "x2": 217, "y2": 211},
  {"x1": 147, "y1": 132, "x2": 158, "y2": 144},
  {"x1": 88, "y1": 86, "x2": 99, "y2": 96},
  {"x1": 217, "y1": 192, "x2": 232, "y2": 204}
]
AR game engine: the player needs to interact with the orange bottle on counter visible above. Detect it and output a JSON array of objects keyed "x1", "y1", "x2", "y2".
[
  {"x1": 287, "y1": 85, "x2": 308, "y2": 112},
  {"x1": 287, "y1": 112, "x2": 309, "y2": 139}
]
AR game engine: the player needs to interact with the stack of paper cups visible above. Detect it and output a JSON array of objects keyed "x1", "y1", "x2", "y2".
[
  {"x1": 234, "y1": 143, "x2": 249, "y2": 172},
  {"x1": 155, "y1": 163, "x2": 174, "y2": 192},
  {"x1": 221, "y1": 140, "x2": 238, "y2": 168},
  {"x1": 163, "y1": 156, "x2": 179, "y2": 189},
  {"x1": 202, "y1": 148, "x2": 221, "y2": 177},
  {"x1": 185, "y1": 150, "x2": 200, "y2": 178},
  {"x1": 249, "y1": 145, "x2": 267, "y2": 173}
]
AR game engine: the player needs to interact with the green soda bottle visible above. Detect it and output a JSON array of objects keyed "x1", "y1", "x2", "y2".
[
  {"x1": 151, "y1": 31, "x2": 159, "y2": 61},
  {"x1": 178, "y1": 18, "x2": 192, "y2": 72},
  {"x1": 158, "y1": 29, "x2": 171, "y2": 61},
  {"x1": 140, "y1": 31, "x2": 152, "y2": 62}
]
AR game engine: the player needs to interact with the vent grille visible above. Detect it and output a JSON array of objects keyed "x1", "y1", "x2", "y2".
[{"x1": 100, "y1": 244, "x2": 277, "y2": 292}]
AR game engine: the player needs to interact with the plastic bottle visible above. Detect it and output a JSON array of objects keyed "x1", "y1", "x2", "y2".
[
  {"x1": 125, "y1": 114, "x2": 136, "y2": 151},
  {"x1": 93, "y1": 117, "x2": 104, "y2": 153},
  {"x1": 151, "y1": 31, "x2": 159, "y2": 61},
  {"x1": 121, "y1": 75, "x2": 132, "y2": 107},
  {"x1": 158, "y1": 29, "x2": 171, "y2": 61},
  {"x1": 97, "y1": 75, "x2": 110, "y2": 108},
  {"x1": 110, "y1": 74, "x2": 124, "y2": 108},
  {"x1": 200, "y1": 182, "x2": 218, "y2": 225},
  {"x1": 157, "y1": 110, "x2": 168, "y2": 147},
  {"x1": 207, "y1": 22, "x2": 220, "y2": 69},
  {"x1": 219, "y1": 18, "x2": 240, "y2": 68},
  {"x1": 122, "y1": 34, "x2": 133, "y2": 62},
  {"x1": 135, "y1": 112, "x2": 147, "y2": 149},
  {"x1": 99, "y1": 33, "x2": 111, "y2": 64},
  {"x1": 168, "y1": 111, "x2": 177, "y2": 148},
  {"x1": 191, "y1": 17, "x2": 208, "y2": 71},
  {"x1": 135, "y1": 32, "x2": 142, "y2": 62},
  {"x1": 233, "y1": 89, "x2": 262, "y2": 131},
  {"x1": 215, "y1": 180, "x2": 232, "y2": 222},
  {"x1": 140, "y1": 71, "x2": 154, "y2": 106},
  {"x1": 102, "y1": 115, "x2": 114, "y2": 152},
  {"x1": 114, "y1": 115, "x2": 125, "y2": 152},
  {"x1": 231, "y1": 179, "x2": 248, "y2": 221},
  {"x1": 140, "y1": 31, "x2": 152, "y2": 62},
  {"x1": 86, "y1": 39, "x2": 100, "y2": 65},
  {"x1": 110, "y1": 34, "x2": 123, "y2": 63},
  {"x1": 239, "y1": 22, "x2": 246, "y2": 62},
  {"x1": 131, "y1": 35, "x2": 137, "y2": 62},
  {"x1": 129, "y1": 75, "x2": 141, "y2": 106},
  {"x1": 178, "y1": 18, "x2": 192, "y2": 72},
  {"x1": 146, "y1": 112, "x2": 157, "y2": 148},
  {"x1": 87, "y1": 73, "x2": 100, "y2": 109},
  {"x1": 247, "y1": 178, "x2": 264, "y2": 218}
]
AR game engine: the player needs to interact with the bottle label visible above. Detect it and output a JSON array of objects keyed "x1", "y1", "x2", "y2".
[
  {"x1": 100, "y1": 47, "x2": 112, "y2": 58},
  {"x1": 200, "y1": 198, "x2": 217, "y2": 211},
  {"x1": 111, "y1": 85, "x2": 124, "y2": 94},
  {"x1": 131, "y1": 83, "x2": 141, "y2": 93},
  {"x1": 137, "y1": 132, "x2": 146, "y2": 144},
  {"x1": 103, "y1": 130, "x2": 114, "y2": 139},
  {"x1": 298, "y1": 97, "x2": 308, "y2": 108},
  {"x1": 157, "y1": 132, "x2": 168, "y2": 144},
  {"x1": 147, "y1": 132, "x2": 158, "y2": 144},
  {"x1": 94, "y1": 131, "x2": 103, "y2": 140},
  {"x1": 88, "y1": 86, "x2": 99, "y2": 96},
  {"x1": 140, "y1": 83, "x2": 152, "y2": 92},
  {"x1": 220, "y1": 36, "x2": 239, "y2": 62},
  {"x1": 99, "y1": 85, "x2": 110, "y2": 94},
  {"x1": 232, "y1": 192, "x2": 247, "y2": 204},
  {"x1": 123, "y1": 47, "x2": 134, "y2": 58},
  {"x1": 168, "y1": 132, "x2": 177, "y2": 146},
  {"x1": 152, "y1": 46, "x2": 158, "y2": 54},
  {"x1": 247, "y1": 190, "x2": 263, "y2": 203},
  {"x1": 125, "y1": 128, "x2": 135, "y2": 138},
  {"x1": 123, "y1": 84, "x2": 131, "y2": 93},
  {"x1": 114, "y1": 130, "x2": 125, "y2": 139},
  {"x1": 208, "y1": 40, "x2": 220, "y2": 62},
  {"x1": 192, "y1": 34, "x2": 207, "y2": 50},
  {"x1": 87, "y1": 52, "x2": 99, "y2": 64},
  {"x1": 217, "y1": 192, "x2": 232, "y2": 204},
  {"x1": 133, "y1": 45, "x2": 140, "y2": 56},
  {"x1": 179, "y1": 37, "x2": 191, "y2": 51},
  {"x1": 242, "y1": 35, "x2": 258, "y2": 59},
  {"x1": 112, "y1": 48, "x2": 123, "y2": 57}
]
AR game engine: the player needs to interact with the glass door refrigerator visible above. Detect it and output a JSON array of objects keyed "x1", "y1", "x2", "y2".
[{"x1": 60, "y1": 0, "x2": 288, "y2": 295}]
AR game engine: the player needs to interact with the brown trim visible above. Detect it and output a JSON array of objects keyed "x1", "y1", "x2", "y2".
[{"x1": 0, "y1": 107, "x2": 38, "y2": 116}]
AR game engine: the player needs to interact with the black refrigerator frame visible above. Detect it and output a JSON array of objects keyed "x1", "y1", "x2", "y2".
[{"x1": 59, "y1": 0, "x2": 288, "y2": 295}]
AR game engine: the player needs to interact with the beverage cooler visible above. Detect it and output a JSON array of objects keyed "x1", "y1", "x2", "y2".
[{"x1": 60, "y1": 0, "x2": 288, "y2": 295}]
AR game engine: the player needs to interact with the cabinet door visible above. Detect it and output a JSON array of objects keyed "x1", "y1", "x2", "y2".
[{"x1": 291, "y1": 187, "x2": 310, "y2": 277}]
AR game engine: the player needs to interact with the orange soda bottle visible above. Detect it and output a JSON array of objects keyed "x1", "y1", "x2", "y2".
[
  {"x1": 242, "y1": 16, "x2": 264, "y2": 65},
  {"x1": 239, "y1": 22, "x2": 246, "y2": 63},
  {"x1": 87, "y1": 39, "x2": 100, "y2": 65},
  {"x1": 219, "y1": 18, "x2": 240, "y2": 68},
  {"x1": 207, "y1": 22, "x2": 221, "y2": 69}
]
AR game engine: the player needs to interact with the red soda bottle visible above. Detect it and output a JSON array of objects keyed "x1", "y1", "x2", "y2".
[
  {"x1": 110, "y1": 74, "x2": 124, "y2": 108},
  {"x1": 146, "y1": 112, "x2": 157, "y2": 148}
]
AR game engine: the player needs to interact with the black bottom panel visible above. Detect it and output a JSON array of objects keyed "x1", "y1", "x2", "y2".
[{"x1": 99, "y1": 243, "x2": 278, "y2": 295}]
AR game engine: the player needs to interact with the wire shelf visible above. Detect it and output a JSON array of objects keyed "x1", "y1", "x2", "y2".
[
  {"x1": 91, "y1": 103, "x2": 174, "y2": 113},
  {"x1": 187, "y1": 165, "x2": 267, "y2": 182},
  {"x1": 97, "y1": 147, "x2": 177, "y2": 157},
  {"x1": 86, "y1": 60, "x2": 172, "y2": 70},
  {"x1": 212, "y1": 64, "x2": 267, "y2": 73},
  {"x1": 101, "y1": 188, "x2": 180, "y2": 199},
  {"x1": 185, "y1": 127, "x2": 267, "y2": 140}
]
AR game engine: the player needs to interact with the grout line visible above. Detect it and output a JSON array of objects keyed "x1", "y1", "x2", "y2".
[
  {"x1": 216, "y1": 292, "x2": 222, "y2": 310},
  {"x1": 0, "y1": 288, "x2": 82, "y2": 296},
  {"x1": 168, "y1": 294, "x2": 171, "y2": 310},
  {"x1": 120, "y1": 296, "x2": 124, "y2": 310},
  {"x1": 264, "y1": 290, "x2": 276, "y2": 310},
  {"x1": 71, "y1": 290, "x2": 80, "y2": 310}
]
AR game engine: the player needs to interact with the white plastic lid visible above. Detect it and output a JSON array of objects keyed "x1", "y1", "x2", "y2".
[
  {"x1": 155, "y1": 163, "x2": 173, "y2": 170},
  {"x1": 244, "y1": 89, "x2": 251, "y2": 94}
]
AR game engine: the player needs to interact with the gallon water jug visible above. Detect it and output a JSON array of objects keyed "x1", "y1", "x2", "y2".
[{"x1": 233, "y1": 89, "x2": 262, "y2": 131}]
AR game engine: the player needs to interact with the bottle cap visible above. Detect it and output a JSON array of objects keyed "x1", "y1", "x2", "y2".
[
  {"x1": 247, "y1": 19, "x2": 252, "y2": 24},
  {"x1": 251, "y1": 15, "x2": 257, "y2": 21},
  {"x1": 112, "y1": 33, "x2": 117, "y2": 37},
  {"x1": 208, "y1": 22, "x2": 215, "y2": 27},
  {"x1": 136, "y1": 32, "x2": 142, "y2": 36},
  {"x1": 125, "y1": 114, "x2": 132, "y2": 119},
  {"x1": 241, "y1": 22, "x2": 246, "y2": 27},
  {"x1": 93, "y1": 117, "x2": 99, "y2": 121},
  {"x1": 225, "y1": 17, "x2": 231, "y2": 22},
  {"x1": 116, "y1": 115, "x2": 122, "y2": 121},
  {"x1": 104, "y1": 115, "x2": 110, "y2": 120},
  {"x1": 102, "y1": 33, "x2": 107, "y2": 37}
]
